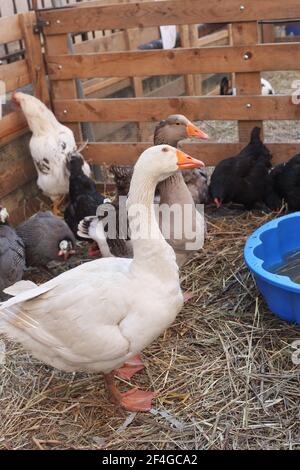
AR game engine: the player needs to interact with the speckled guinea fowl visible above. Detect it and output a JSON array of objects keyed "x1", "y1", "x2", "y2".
[
  {"x1": 16, "y1": 211, "x2": 76, "y2": 268},
  {"x1": 0, "y1": 207, "x2": 26, "y2": 298}
]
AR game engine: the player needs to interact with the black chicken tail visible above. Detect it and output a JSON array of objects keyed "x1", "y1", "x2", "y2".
[
  {"x1": 249, "y1": 126, "x2": 273, "y2": 166},
  {"x1": 110, "y1": 165, "x2": 133, "y2": 196},
  {"x1": 250, "y1": 126, "x2": 262, "y2": 145},
  {"x1": 220, "y1": 77, "x2": 231, "y2": 96}
]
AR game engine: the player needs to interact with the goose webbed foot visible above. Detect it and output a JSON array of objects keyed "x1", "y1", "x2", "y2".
[{"x1": 104, "y1": 370, "x2": 154, "y2": 412}]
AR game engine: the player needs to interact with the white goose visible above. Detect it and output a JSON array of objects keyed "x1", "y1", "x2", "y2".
[{"x1": 0, "y1": 145, "x2": 204, "y2": 412}]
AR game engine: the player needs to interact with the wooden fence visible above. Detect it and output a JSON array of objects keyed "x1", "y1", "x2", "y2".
[{"x1": 37, "y1": 0, "x2": 300, "y2": 168}]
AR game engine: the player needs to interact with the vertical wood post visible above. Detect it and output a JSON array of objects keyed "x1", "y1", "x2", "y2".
[
  {"x1": 19, "y1": 12, "x2": 50, "y2": 105},
  {"x1": 179, "y1": 24, "x2": 195, "y2": 96},
  {"x1": 231, "y1": 22, "x2": 262, "y2": 142},
  {"x1": 43, "y1": 31, "x2": 82, "y2": 141}
]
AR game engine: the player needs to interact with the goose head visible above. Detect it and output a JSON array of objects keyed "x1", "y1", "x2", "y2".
[
  {"x1": 154, "y1": 114, "x2": 209, "y2": 147},
  {"x1": 133, "y1": 145, "x2": 205, "y2": 184}
]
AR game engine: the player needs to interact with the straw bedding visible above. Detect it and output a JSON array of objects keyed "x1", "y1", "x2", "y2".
[{"x1": 0, "y1": 207, "x2": 299, "y2": 450}]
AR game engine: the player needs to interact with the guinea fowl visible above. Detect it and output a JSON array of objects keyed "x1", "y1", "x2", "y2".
[
  {"x1": 0, "y1": 207, "x2": 26, "y2": 298},
  {"x1": 209, "y1": 127, "x2": 281, "y2": 210},
  {"x1": 79, "y1": 115, "x2": 208, "y2": 266},
  {"x1": 270, "y1": 154, "x2": 300, "y2": 212},
  {"x1": 64, "y1": 154, "x2": 108, "y2": 237},
  {"x1": 16, "y1": 211, "x2": 76, "y2": 268},
  {"x1": 12, "y1": 92, "x2": 91, "y2": 215}
]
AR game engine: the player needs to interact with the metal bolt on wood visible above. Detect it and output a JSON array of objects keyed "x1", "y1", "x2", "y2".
[
  {"x1": 240, "y1": 5, "x2": 245, "y2": 11},
  {"x1": 58, "y1": 65, "x2": 62, "y2": 70},
  {"x1": 63, "y1": 109, "x2": 68, "y2": 114},
  {"x1": 246, "y1": 103, "x2": 252, "y2": 109},
  {"x1": 244, "y1": 53, "x2": 250, "y2": 60}
]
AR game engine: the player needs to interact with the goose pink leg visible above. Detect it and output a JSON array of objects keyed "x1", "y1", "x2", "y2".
[
  {"x1": 104, "y1": 371, "x2": 154, "y2": 412},
  {"x1": 114, "y1": 354, "x2": 145, "y2": 380}
]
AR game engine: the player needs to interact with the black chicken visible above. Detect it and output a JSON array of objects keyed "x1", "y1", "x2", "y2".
[
  {"x1": 209, "y1": 127, "x2": 281, "y2": 210},
  {"x1": 270, "y1": 154, "x2": 300, "y2": 212},
  {"x1": 64, "y1": 155, "x2": 107, "y2": 236}
]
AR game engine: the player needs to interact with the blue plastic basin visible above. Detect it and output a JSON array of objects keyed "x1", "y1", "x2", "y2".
[{"x1": 244, "y1": 213, "x2": 300, "y2": 325}]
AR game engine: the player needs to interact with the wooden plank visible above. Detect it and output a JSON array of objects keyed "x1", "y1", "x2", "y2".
[
  {"x1": 232, "y1": 22, "x2": 262, "y2": 142},
  {"x1": 73, "y1": 26, "x2": 158, "y2": 54},
  {"x1": 40, "y1": 0, "x2": 300, "y2": 35},
  {"x1": 47, "y1": 43, "x2": 300, "y2": 80},
  {"x1": 53, "y1": 95, "x2": 300, "y2": 122},
  {"x1": 0, "y1": 159, "x2": 37, "y2": 199},
  {"x1": 0, "y1": 111, "x2": 27, "y2": 143},
  {"x1": 0, "y1": 60, "x2": 30, "y2": 93},
  {"x1": 83, "y1": 77, "x2": 131, "y2": 96},
  {"x1": 19, "y1": 13, "x2": 50, "y2": 104},
  {"x1": 45, "y1": 34, "x2": 81, "y2": 140},
  {"x1": 82, "y1": 142, "x2": 300, "y2": 166},
  {"x1": 197, "y1": 28, "x2": 229, "y2": 47},
  {"x1": 0, "y1": 15, "x2": 23, "y2": 44}
]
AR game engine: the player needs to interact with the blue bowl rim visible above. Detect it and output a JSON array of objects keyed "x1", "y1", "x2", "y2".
[{"x1": 244, "y1": 212, "x2": 300, "y2": 293}]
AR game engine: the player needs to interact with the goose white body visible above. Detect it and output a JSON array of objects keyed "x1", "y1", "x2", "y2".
[{"x1": 0, "y1": 146, "x2": 185, "y2": 377}]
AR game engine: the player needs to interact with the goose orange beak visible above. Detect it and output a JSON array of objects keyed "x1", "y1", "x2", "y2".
[
  {"x1": 186, "y1": 123, "x2": 209, "y2": 140},
  {"x1": 176, "y1": 149, "x2": 205, "y2": 169}
]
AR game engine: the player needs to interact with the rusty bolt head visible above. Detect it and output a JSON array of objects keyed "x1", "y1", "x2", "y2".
[
  {"x1": 63, "y1": 109, "x2": 68, "y2": 115},
  {"x1": 246, "y1": 103, "x2": 252, "y2": 109},
  {"x1": 240, "y1": 5, "x2": 245, "y2": 11}
]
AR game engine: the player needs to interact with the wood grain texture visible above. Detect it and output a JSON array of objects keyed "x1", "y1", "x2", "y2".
[
  {"x1": 45, "y1": 34, "x2": 82, "y2": 140},
  {"x1": 39, "y1": 0, "x2": 300, "y2": 35},
  {"x1": 0, "y1": 14, "x2": 23, "y2": 44},
  {"x1": 0, "y1": 111, "x2": 27, "y2": 143},
  {"x1": 53, "y1": 95, "x2": 300, "y2": 122},
  {"x1": 0, "y1": 158, "x2": 36, "y2": 199},
  {"x1": 81, "y1": 142, "x2": 300, "y2": 166},
  {"x1": 47, "y1": 43, "x2": 300, "y2": 80},
  {"x1": 19, "y1": 13, "x2": 50, "y2": 104},
  {"x1": 0, "y1": 60, "x2": 30, "y2": 93}
]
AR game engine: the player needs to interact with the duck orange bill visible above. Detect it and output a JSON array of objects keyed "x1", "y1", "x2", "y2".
[
  {"x1": 186, "y1": 123, "x2": 209, "y2": 140},
  {"x1": 176, "y1": 149, "x2": 205, "y2": 169}
]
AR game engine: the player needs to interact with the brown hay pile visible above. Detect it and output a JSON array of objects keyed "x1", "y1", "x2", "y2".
[{"x1": 0, "y1": 208, "x2": 299, "y2": 450}]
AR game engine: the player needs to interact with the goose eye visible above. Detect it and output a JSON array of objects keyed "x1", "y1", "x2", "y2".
[
  {"x1": 61, "y1": 142, "x2": 67, "y2": 150},
  {"x1": 175, "y1": 122, "x2": 181, "y2": 126},
  {"x1": 162, "y1": 147, "x2": 169, "y2": 152}
]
